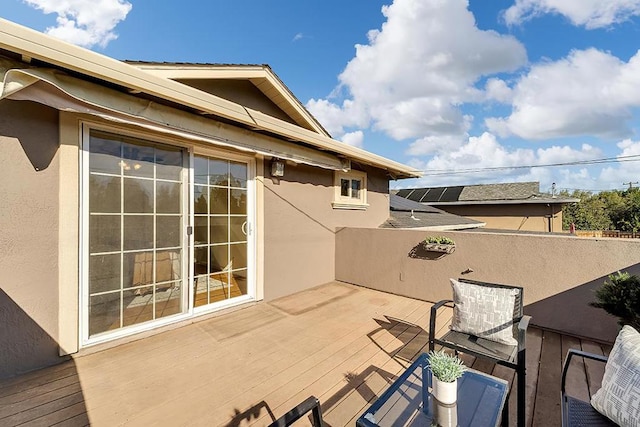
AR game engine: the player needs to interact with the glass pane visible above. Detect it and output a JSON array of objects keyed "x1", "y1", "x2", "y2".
[
  {"x1": 232, "y1": 269, "x2": 248, "y2": 296},
  {"x1": 155, "y1": 147, "x2": 183, "y2": 181},
  {"x1": 194, "y1": 185, "x2": 208, "y2": 214},
  {"x1": 122, "y1": 288, "x2": 154, "y2": 327},
  {"x1": 194, "y1": 275, "x2": 209, "y2": 307},
  {"x1": 210, "y1": 217, "x2": 228, "y2": 244},
  {"x1": 89, "y1": 135, "x2": 121, "y2": 174},
  {"x1": 90, "y1": 215, "x2": 121, "y2": 253},
  {"x1": 209, "y1": 271, "x2": 229, "y2": 302},
  {"x1": 341, "y1": 179, "x2": 349, "y2": 197},
  {"x1": 210, "y1": 245, "x2": 229, "y2": 273},
  {"x1": 155, "y1": 282, "x2": 182, "y2": 318},
  {"x1": 89, "y1": 175, "x2": 120, "y2": 213},
  {"x1": 123, "y1": 251, "x2": 154, "y2": 289},
  {"x1": 229, "y1": 189, "x2": 247, "y2": 214},
  {"x1": 193, "y1": 216, "x2": 208, "y2": 245},
  {"x1": 89, "y1": 254, "x2": 121, "y2": 294},
  {"x1": 194, "y1": 247, "x2": 208, "y2": 276},
  {"x1": 123, "y1": 216, "x2": 154, "y2": 251},
  {"x1": 210, "y1": 187, "x2": 228, "y2": 214},
  {"x1": 231, "y1": 243, "x2": 247, "y2": 270},
  {"x1": 156, "y1": 216, "x2": 181, "y2": 248},
  {"x1": 209, "y1": 159, "x2": 228, "y2": 186},
  {"x1": 156, "y1": 250, "x2": 181, "y2": 282},
  {"x1": 229, "y1": 217, "x2": 246, "y2": 243},
  {"x1": 229, "y1": 161, "x2": 247, "y2": 188},
  {"x1": 194, "y1": 156, "x2": 208, "y2": 185},
  {"x1": 351, "y1": 179, "x2": 361, "y2": 199},
  {"x1": 157, "y1": 181, "x2": 181, "y2": 214},
  {"x1": 89, "y1": 293, "x2": 121, "y2": 335},
  {"x1": 122, "y1": 141, "x2": 154, "y2": 178},
  {"x1": 124, "y1": 178, "x2": 154, "y2": 213}
]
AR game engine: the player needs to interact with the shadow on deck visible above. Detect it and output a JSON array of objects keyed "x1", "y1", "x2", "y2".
[{"x1": 0, "y1": 282, "x2": 611, "y2": 427}]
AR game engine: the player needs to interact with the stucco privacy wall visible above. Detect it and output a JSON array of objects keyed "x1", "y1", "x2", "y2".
[
  {"x1": 0, "y1": 100, "x2": 61, "y2": 379},
  {"x1": 335, "y1": 228, "x2": 640, "y2": 343},
  {"x1": 440, "y1": 204, "x2": 564, "y2": 232},
  {"x1": 263, "y1": 163, "x2": 389, "y2": 301}
]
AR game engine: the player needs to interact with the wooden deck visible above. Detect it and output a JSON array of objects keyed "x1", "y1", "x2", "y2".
[{"x1": 0, "y1": 282, "x2": 612, "y2": 427}]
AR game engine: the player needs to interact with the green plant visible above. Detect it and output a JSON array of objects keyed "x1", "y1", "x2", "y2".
[
  {"x1": 428, "y1": 350, "x2": 466, "y2": 383},
  {"x1": 590, "y1": 271, "x2": 640, "y2": 330},
  {"x1": 424, "y1": 236, "x2": 455, "y2": 245}
]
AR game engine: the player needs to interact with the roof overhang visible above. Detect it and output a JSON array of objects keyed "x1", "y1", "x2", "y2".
[
  {"x1": 426, "y1": 198, "x2": 580, "y2": 206},
  {"x1": 0, "y1": 18, "x2": 421, "y2": 179}
]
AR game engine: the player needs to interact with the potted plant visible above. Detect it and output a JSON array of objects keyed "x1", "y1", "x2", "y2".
[
  {"x1": 428, "y1": 350, "x2": 466, "y2": 404},
  {"x1": 590, "y1": 271, "x2": 640, "y2": 330},
  {"x1": 423, "y1": 236, "x2": 456, "y2": 254}
]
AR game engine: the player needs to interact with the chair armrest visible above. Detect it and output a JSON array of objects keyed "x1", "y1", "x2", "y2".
[
  {"x1": 516, "y1": 315, "x2": 531, "y2": 351},
  {"x1": 429, "y1": 300, "x2": 453, "y2": 342},
  {"x1": 561, "y1": 349, "x2": 608, "y2": 394}
]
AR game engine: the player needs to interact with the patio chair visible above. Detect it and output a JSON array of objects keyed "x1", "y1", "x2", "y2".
[
  {"x1": 268, "y1": 396, "x2": 324, "y2": 427},
  {"x1": 428, "y1": 278, "x2": 531, "y2": 427},
  {"x1": 561, "y1": 349, "x2": 616, "y2": 426}
]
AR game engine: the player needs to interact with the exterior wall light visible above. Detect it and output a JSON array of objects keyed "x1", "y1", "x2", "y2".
[{"x1": 271, "y1": 158, "x2": 285, "y2": 177}]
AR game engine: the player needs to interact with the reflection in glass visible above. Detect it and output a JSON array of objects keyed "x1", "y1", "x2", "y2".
[
  {"x1": 230, "y1": 189, "x2": 247, "y2": 214},
  {"x1": 193, "y1": 216, "x2": 208, "y2": 245},
  {"x1": 156, "y1": 216, "x2": 181, "y2": 248},
  {"x1": 229, "y1": 161, "x2": 247, "y2": 188},
  {"x1": 123, "y1": 251, "x2": 154, "y2": 288},
  {"x1": 210, "y1": 187, "x2": 228, "y2": 214},
  {"x1": 194, "y1": 185, "x2": 208, "y2": 214},
  {"x1": 124, "y1": 178, "x2": 153, "y2": 213},
  {"x1": 157, "y1": 181, "x2": 181, "y2": 214},
  {"x1": 90, "y1": 215, "x2": 121, "y2": 253},
  {"x1": 89, "y1": 136, "x2": 121, "y2": 174},
  {"x1": 123, "y1": 216, "x2": 154, "y2": 251},
  {"x1": 193, "y1": 247, "x2": 208, "y2": 276},
  {"x1": 89, "y1": 175, "x2": 120, "y2": 213},
  {"x1": 89, "y1": 293, "x2": 121, "y2": 335},
  {"x1": 89, "y1": 254, "x2": 121, "y2": 294},
  {"x1": 155, "y1": 147, "x2": 183, "y2": 181},
  {"x1": 210, "y1": 244, "x2": 229, "y2": 273},
  {"x1": 156, "y1": 250, "x2": 181, "y2": 283},
  {"x1": 122, "y1": 141, "x2": 154, "y2": 178},
  {"x1": 194, "y1": 156, "x2": 208, "y2": 184},
  {"x1": 231, "y1": 243, "x2": 247, "y2": 270},
  {"x1": 229, "y1": 217, "x2": 246, "y2": 243},
  {"x1": 341, "y1": 179, "x2": 349, "y2": 197},
  {"x1": 210, "y1": 217, "x2": 228, "y2": 244},
  {"x1": 352, "y1": 179, "x2": 361, "y2": 199},
  {"x1": 155, "y1": 282, "x2": 181, "y2": 318},
  {"x1": 122, "y1": 288, "x2": 154, "y2": 327},
  {"x1": 209, "y1": 159, "x2": 228, "y2": 186},
  {"x1": 233, "y1": 269, "x2": 248, "y2": 296}
]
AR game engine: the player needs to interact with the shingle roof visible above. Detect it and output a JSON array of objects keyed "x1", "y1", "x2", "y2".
[{"x1": 382, "y1": 194, "x2": 485, "y2": 229}]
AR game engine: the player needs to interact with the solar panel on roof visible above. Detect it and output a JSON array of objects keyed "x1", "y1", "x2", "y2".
[
  {"x1": 440, "y1": 186, "x2": 464, "y2": 202},
  {"x1": 421, "y1": 188, "x2": 446, "y2": 202},
  {"x1": 395, "y1": 189, "x2": 413, "y2": 198},
  {"x1": 408, "y1": 188, "x2": 429, "y2": 202}
]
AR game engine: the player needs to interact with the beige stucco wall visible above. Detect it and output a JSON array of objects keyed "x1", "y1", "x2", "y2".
[
  {"x1": 0, "y1": 100, "x2": 62, "y2": 379},
  {"x1": 263, "y1": 163, "x2": 390, "y2": 300},
  {"x1": 335, "y1": 228, "x2": 640, "y2": 343},
  {"x1": 439, "y1": 204, "x2": 564, "y2": 232}
]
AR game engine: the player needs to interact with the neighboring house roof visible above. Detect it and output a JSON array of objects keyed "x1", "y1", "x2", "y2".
[
  {"x1": 0, "y1": 18, "x2": 421, "y2": 179},
  {"x1": 125, "y1": 61, "x2": 331, "y2": 137},
  {"x1": 381, "y1": 194, "x2": 485, "y2": 230},
  {"x1": 395, "y1": 182, "x2": 579, "y2": 205}
]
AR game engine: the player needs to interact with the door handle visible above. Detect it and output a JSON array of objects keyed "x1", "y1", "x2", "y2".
[{"x1": 241, "y1": 221, "x2": 248, "y2": 236}]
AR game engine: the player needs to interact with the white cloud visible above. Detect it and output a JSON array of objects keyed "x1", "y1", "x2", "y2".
[
  {"x1": 23, "y1": 0, "x2": 132, "y2": 48},
  {"x1": 306, "y1": 0, "x2": 526, "y2": 149},
  {"x1": 340, "y1": 131, "x2": 364, "y2": 148},
  {"x1": 292, "y1": 33, "x2": 304, "y2": 42},
  {"x1": 484, "y1": 78, "x2": 513, "y2": 104},
  {"x1": 503, "y1": 0, "x2": 640, "y2": 29},
  {"x1": 486, "y1": 48, "x2": 640, "y2": 140},
  {"x1": 597, "y1": 139, "x2": 640, "y2": 187}
]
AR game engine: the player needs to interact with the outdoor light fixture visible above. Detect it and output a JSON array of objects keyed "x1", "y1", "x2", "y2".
[
  {"x1": 271, "y1": 158, "x2": 285, "y2": 177},
  {"x1": 340, "y1": 157, "x2": 351, "y2": 172}
]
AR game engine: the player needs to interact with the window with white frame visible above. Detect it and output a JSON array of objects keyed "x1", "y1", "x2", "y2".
[{"x1": 332, "y1": 170, "x2": 368, "y2": 209}]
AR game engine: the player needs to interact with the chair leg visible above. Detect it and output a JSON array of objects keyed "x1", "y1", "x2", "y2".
[
  {"x1": 517, "y1": 363, "x2": 526, "y2": 427},
  {"x1": 501, "y1": 391, "x2": 509, "y2": 427}
]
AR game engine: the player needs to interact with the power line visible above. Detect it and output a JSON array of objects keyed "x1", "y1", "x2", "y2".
[{"x1": 418, "y1": 154, "x2": 640, "y2": 176}]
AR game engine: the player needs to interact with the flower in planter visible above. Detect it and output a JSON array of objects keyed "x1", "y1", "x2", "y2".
[
  {"x1": 424, "y1": 236, "x2": 455, "y2": 246},
  {"x1": 428, "y1": 350, "x2": 466, "y2": 383}
]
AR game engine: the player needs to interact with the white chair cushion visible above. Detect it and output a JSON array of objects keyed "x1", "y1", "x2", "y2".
[
  {"x1": 591, "y1": 325, "x2": 640, "y2": 426},
  {"x1": 450, "y1": 278, "x2": 518, "y2": 346}
]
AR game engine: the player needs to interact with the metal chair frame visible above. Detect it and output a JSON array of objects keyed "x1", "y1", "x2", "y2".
[
  {"x1": 428, "y1": 278, "x2": 531, "y2": 427},
  {"x1": 268, "y1": 396, "x2": 324, "y2": 427}
]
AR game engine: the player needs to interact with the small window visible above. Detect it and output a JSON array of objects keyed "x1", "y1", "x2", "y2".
[{"x1": 333, "y1": 170, "x2": 368, "y2": 210}]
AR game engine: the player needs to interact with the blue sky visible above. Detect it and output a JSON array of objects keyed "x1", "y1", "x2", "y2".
[{"x1": 4, "y1": 0, "x2": 640, "y2": 192}]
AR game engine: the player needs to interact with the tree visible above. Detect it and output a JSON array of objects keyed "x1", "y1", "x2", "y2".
[{"x1": 562, "y1": 187, "x2": 640, "y2": 231}]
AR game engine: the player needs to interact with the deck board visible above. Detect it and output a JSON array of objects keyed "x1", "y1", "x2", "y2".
[{"x1": 0, "y1": 282, "x2": 614, "y2": 427}]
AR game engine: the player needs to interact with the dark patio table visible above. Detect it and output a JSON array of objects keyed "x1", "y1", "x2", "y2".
[{"x1": 356, "y1": 353, "x2": 509, "y2": 427}]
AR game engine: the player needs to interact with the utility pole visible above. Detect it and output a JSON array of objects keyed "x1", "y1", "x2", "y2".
[{"x1": 623, "y1": 181, "x2": 639, "y2": 189}]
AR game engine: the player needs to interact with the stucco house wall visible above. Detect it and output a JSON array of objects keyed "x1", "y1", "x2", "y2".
[
  {"x1": 0, "y1": 101, "x2": 62, "y2": 378},
  {"x1": 439, "y1": 204, "x2": 564, "y2": 232}
]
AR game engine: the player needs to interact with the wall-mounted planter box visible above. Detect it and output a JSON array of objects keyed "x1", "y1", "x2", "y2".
[{"x1": 423, "y1": 243, "x2": 456, "y2": 254}]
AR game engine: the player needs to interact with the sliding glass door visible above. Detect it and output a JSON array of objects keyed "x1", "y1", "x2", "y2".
[{"x1": 83, "y1": 128, "x2": 254, "y2": 344}]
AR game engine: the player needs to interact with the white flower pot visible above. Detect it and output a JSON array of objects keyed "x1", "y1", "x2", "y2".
[{"x1": 432, "y1": 377, "x2": 457, "y2": 404}]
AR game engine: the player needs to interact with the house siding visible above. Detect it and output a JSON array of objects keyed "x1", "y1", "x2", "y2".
[
  {"x1": 0, "y1": 100, "x2": 62, "y2": 379},
  {"x1": 438, "y1": 204, "x2": 564, "y2": 232}
]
